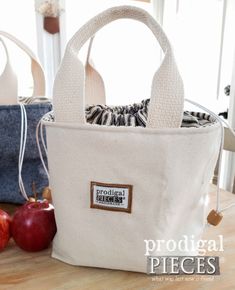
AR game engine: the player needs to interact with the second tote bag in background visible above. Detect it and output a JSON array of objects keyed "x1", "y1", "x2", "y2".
[
  {"x1": 43, "y1": 6, "x2": 221, "y2": 272},
  {"x1": 0, "y1": 31, "x2": 51, "y2": 203}
]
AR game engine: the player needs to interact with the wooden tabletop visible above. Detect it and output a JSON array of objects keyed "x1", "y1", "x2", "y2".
[{"x1": 0, "y1": 185, "x2": 234, "y2": 290}]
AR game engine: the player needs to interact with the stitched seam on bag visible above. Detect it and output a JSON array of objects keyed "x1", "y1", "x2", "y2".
[
  {"x1": 0, "y1": 104, "x2": 51, "y2": 110},
  {"x1": 44, "y1": 121, "x2": 220, "y2": 136}
]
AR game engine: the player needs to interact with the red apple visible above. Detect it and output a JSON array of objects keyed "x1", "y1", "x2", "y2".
[
  {"x1": 11, "y1": 201, "x2": 57, "y2": 252},
  {"x1": 0, "y1": 209, "x2": 11, "y2": 251}
]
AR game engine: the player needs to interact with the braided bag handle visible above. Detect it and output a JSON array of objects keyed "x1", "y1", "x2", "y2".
[{"x1": 53, "y1": 5, "x2": 184, "y2": 128}]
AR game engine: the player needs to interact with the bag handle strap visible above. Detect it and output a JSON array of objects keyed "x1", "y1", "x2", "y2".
[
  {"x1": 53, "y1": 5, "x2": 184, "y2": 128},
  {"x1": 85, "y1": 36, "x2": 106, "y2": 105},
  {"x1": 0, "y1": 37, "x2": 18, "y2": 104},
  {"x1": 0, "y1": 31, "x2": 45, "y2": 98}
]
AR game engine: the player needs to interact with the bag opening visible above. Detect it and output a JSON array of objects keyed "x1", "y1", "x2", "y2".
[{"x1": 43, "y1": 98, "x2": 217, "y2": 128}]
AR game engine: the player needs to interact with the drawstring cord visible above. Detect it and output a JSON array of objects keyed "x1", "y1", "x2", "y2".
[
  {"x1": 36, "y1": 116, "x2": 50, "y2": 180},
  {"x1": 185, "y1": 99, "x2": 235, "y2": 214},
  {"x1": 18, "y1": 104, "x2": 49, "y2": 200},
  {"x1": 19, "y1": 104, "x2": 29, "y2": 200}
]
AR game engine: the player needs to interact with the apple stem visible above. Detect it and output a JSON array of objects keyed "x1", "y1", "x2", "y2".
[{"x1": 32, "y1": 182, "x2": 37, "y2": 202}]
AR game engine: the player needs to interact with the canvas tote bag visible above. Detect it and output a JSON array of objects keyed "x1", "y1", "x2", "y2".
[
  {"x1": 44, "y1": 6, "x2": 221, "y2": 272},
  {"x1": 0, "y1": 31, "x2": 51, "y2": 203}
]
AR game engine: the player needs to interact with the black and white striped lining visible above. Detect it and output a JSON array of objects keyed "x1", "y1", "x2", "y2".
[
  {"x1": 42, "y1": 98, "x2": 217, "y2": 128},
  {"x1": 19, "y1": 96, "x2": 51, "y2": 104},
  {"x1": 85, "y1": 99, "x2": 217, "y2": 128}
]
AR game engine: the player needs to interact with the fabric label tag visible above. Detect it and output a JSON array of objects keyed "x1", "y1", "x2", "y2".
[{"x1": 90, "y1": 181, "x2": 133, "y2": 213}]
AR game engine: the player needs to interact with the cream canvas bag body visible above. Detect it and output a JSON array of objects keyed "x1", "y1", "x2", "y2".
[{"x1": 44, "y1": 6, "x2": 221, "y2": 273}]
